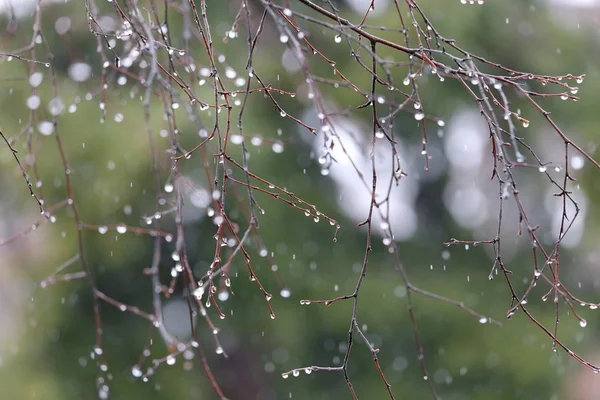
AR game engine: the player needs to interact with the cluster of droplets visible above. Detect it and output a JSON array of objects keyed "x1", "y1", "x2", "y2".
[
  {"x1": 317, "y1": 118, "x2": 335, "y2": 176},
  {"x1": 228, "y1": 133, "x2": 285, "y2": 154},
  {"x1": 281, "y1": 368, "x2": 313, "y2": 379}
]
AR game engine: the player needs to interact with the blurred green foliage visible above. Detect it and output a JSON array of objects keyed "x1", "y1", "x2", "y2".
[{"x1": 1, "y1": 1, "x2": 600, "y2": 399}]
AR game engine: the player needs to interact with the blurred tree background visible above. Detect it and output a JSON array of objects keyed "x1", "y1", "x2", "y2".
[{"x1": 1, "y1": 0, "x2": 600, "y2": 399}]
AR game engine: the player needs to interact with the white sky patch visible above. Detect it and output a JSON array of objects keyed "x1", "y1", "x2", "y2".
[
  {"x1": 346, "y1": 0, "x2": 390, "y2": 16},
  {"x1": 444, "y1": 110, "x2": 487, "y2": 170},
  {"x1": 306, "y1": 113, "x2": 418, "y2": 241},
  {"x1": 0, "y1": 0, "x2": 67, "y2": 20},
  {"x1": 444, "y1": 184, "x2": 489, "y2": 229},
  {"x1": 548, "y1": 0, "x2": 598, "y2": 7},
  {"x1": 544, "y1": 186, "x2": 587, "y2": 248}
]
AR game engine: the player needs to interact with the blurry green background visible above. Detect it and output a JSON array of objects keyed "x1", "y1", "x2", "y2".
[{"x1": 1, "y1": 0, "x2": 600, "y2": 399}]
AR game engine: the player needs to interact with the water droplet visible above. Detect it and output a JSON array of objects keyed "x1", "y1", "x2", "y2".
[
  {"x1": 68, "y1": 62, "x2": 92, "y2": 82},
  {"x1": 131, "y1": 365, "x2": 142, "y2": 377},
  {"x1": 193, "y1": 287, "x2": 204, "y2": 300},
  {"x1": 26, "y1": 95, "x2": 41, "y2": 110},
  {"x1": 29, "y1": 72, "x2": 44, "y2": 87},
  {"x1": 571, "y1": 155, "x2": 584, "y2": 170},
  {"x1": 37, "y1": 121, "x2": 54, "y2": 136},
  {"x1": 272, "y1": 142, "x2": 284, "y2": 153},
  {"x1": 48, "y1": 97, "x2": 65, "y2": 116}
]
